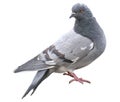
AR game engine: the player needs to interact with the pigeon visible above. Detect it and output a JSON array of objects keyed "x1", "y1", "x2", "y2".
[{"x1": 14, "y1": 3, "x2": 106, "y2": 98}]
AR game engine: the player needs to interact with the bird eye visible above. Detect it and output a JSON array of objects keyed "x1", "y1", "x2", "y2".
[{"x1": 80, "y1": 9, "x2": 84, "y2": 13}]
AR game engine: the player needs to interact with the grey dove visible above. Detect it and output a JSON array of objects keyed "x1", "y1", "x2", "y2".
[{"x1": 14, "y1": 3, "x2": 106, "y2": 98}]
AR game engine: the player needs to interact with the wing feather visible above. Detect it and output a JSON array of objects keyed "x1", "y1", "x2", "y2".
[{"x1": 14, "y1": 30, "x2": 94, "y2": 73}]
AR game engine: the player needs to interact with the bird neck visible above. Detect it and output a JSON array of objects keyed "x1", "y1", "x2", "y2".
[{"x1": 74, "y1": 17, "x2": 106, "y2": 53}]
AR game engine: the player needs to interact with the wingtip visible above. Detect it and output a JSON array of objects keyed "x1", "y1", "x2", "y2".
[
  {"x1": 14, "y1": 66, "x2": 23, "y2": 73},
  {"x1": 14, "y1": 69, "x2": 18, "y2": 73},
  {"x1": 14, "y1": 68, "x2": 20, "y2": 73},
  {"x1": 22, "y1": 95, "x2": 25, "y2": 99},
  {"x1": 21, "y1": 91, "x2": 29, "y2": 99},
  {"x1": 21, "y1": 90, "x2": 34, "y2": 99}
]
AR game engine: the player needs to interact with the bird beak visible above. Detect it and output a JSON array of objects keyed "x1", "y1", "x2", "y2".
[{"x1": 69, "y1": 13, "x2": 76, "y2": 18}]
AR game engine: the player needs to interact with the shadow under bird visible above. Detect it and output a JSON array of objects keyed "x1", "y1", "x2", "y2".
[{"x1": 14, "y1": 3, "x2": 106, "y2": 99}]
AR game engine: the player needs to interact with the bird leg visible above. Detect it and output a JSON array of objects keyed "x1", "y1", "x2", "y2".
[{"x1": 63, "y1": 71, "x2": 91, "y2": 84}]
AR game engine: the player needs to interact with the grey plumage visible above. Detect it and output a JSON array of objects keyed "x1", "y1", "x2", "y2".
[
  {"x1": 14, "y1": 3, "x2": 106, "y2": 98},
  {"x1": 22, "y1": 69, "x2": 52, "y2": 99}
]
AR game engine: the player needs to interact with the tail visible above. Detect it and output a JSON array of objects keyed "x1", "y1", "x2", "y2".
[
  {"x1": 14, "y1": 55, "x2": 52, "y2": 73},
  {"x1": 22, "y1": 69, "x2": 52, "y2": 99}
]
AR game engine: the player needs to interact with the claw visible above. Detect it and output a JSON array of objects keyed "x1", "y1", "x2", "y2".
[
  {"x1": 63, "y1": 71, "x2": 91, "y2": 84},
  {"x1": 63, "y1": 72, "x2": 73, "y2": 77},
  {"x1": 69, "y1": 78, "x2": 91, "y2": 84}
]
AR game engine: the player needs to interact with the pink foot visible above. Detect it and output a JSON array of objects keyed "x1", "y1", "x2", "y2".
[{"x1": 63, "y1": 71, "x2": 91, "y2": 84}]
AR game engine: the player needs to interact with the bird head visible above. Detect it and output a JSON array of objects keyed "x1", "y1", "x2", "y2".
[{"x1": 70, "y1": 3, "x2": 93, "y2": 20}]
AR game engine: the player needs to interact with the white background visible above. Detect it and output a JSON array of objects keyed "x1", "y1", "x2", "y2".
[{"x1": 0, "y1": 0, "x2": 120, "y2": 102}]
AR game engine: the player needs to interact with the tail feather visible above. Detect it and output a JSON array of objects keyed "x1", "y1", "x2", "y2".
[
  {"x1": 14, "y1": 56, "x2": 50, "y2": 73},
  {"x1": 22, "y1": 69, "x2": 52, "y2": 99}
]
